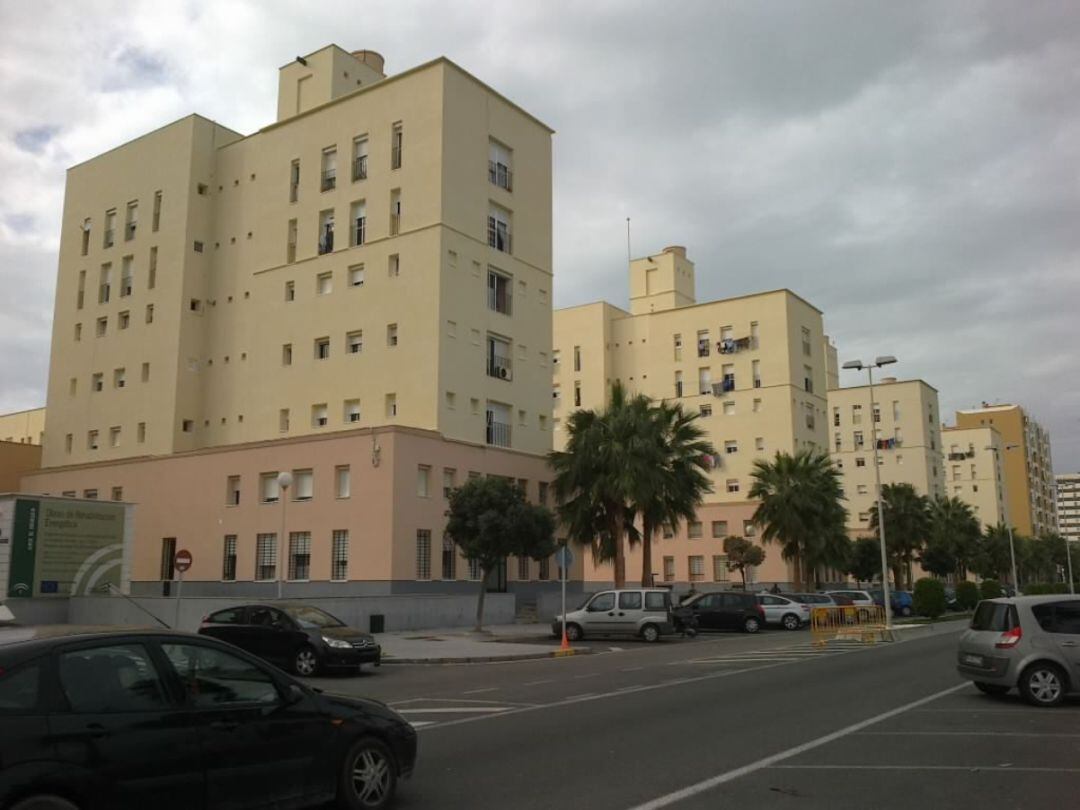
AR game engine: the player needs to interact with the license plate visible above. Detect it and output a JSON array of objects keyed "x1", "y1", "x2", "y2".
[{"x1": 963, "y1": 654, "x2": 984, "y2": 666}]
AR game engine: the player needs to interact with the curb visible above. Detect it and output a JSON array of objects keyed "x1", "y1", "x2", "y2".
[{"x1": 381, "y1": 647, "x2": 591, "y2": 665}]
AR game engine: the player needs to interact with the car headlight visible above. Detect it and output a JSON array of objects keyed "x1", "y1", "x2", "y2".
[{"x1": 322, "y1": 636, "x2": 352, "y2": 649}]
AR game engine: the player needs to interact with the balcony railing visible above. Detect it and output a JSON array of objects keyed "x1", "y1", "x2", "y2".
[
  {"x1": 321, "y1": 170, "x2": 336, "y2": 192},
  {"x1": 318, "y1": 230, "x2": 334, "y2": 255},
  {"x1": 487, "y1": 285, "x2": 512, "y2": 315},
  {"x1": 487, "y1": 219, "x2": 511, "y2": 253},
  {"x1": 486, "y1": 420, "x2": 511, "y2": 448},
  {"x1": 487, "y1": 354, "x2": 513, "y2": 381},
  {"x1": 488, "y1": 160, "x2": 513, "y2": 191},
  {"x1": 354, "y1": 217, "x2": 366, "y2": 246},
  {"x1": 353, "y1": 154, "x2": 367, "y2": 181}
]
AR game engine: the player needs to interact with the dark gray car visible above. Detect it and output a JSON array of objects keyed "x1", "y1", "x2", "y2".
[{"x1": 957, "y1": 595, "x2": 1080, "y2": 706}]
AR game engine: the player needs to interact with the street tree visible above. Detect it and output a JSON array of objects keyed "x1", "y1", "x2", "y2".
[
  {"x1": 868, "y1": 483, "x2": 930, "y2": 590},
  {"x1": 749, "y1": 448, "x2": 848, "y2": 589},
  {"x1": 922, "y1": 496, "x2": 981, "y2": 579},
  {"x1": 723, "y1": 535, "x2": 766, "y2": 589},
  {"x1": 848, "y1": 537, "x2": 881, "y2": 586},
  {"x1": 445, "y1": 476, "x2": 556, "y2": 630}
]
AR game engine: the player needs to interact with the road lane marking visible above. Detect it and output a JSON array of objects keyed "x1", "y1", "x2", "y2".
[
  {"x1": 621, "y1": 667, "x2": 645, "y2": 672},
  {"x1": 398, "y1": 707, "x2": 512, "y2": 714},
  {"x1": 462, "y1": 687, "x2": 499, "y2": 694},
  {"x1": 856, "y1": 731, "x2": 1080, "y2": 738},
  {"x1": 565, "y1": 693, "x2": 597, "y2": 700},
  {"x1": 911, "y1": 707, "x2": 1080, "y2": 714},
  {"x1": 573, "y1": 672, "x2": 601, "y2": 679},
  {"x1": 623, "y1": 682, "x2": 970, "y2": 810},
  {"x1": 522, "y1": 679, "x2": 554, "y2": 686},
  {"x1": 771, "y1": 764, "x2": 1080, "y2": 773}
]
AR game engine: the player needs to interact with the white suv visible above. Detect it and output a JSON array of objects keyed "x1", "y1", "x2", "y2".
[{"x1": 756, "y1": 594, "x2": 810, "y2": 630}]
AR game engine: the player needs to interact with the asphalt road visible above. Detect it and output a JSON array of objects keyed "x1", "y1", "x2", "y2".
[{"x1": 307, "y1": 625, "x2": 1080, "y2": 809}]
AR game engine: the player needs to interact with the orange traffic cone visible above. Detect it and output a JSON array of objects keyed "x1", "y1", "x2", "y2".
[{"x1": 559, "y1": 626, "x2": 571, "y2": 652}]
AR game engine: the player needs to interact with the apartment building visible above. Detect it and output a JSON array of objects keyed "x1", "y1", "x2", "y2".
[
  {"x1": 23, "y1": 45, "x2": 565, "y2": 596},
  {"x1": 0, "y1": 408, "x2": 45, "y2": 446},
  {"x1": 828, "y1": 379, "x2": 944, "y2": 533},
  {"x1": 941, "y1": 425, "x2": 1010, "y2": 529},
  {"x1": 1055, "y1": 473, "x2": 1079, "y2": 545},
  {"x1": 552, "y1": 246, "x2": 831, "y2": 588},
  {"x1": 954, "y1": 404, "x2": 1056, "y2": 537}
]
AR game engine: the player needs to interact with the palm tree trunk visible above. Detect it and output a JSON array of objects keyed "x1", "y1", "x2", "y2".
[
  {"x1": 640, "y1": 516, "x2": 654, "y2": 587},
  {"x1": 740, "y1": 566, "x2": 747, "y2": 589},
  {"x1": 474, "y1": 571, "x2": 487, "y2": 631},
  {"x1": 613, "y1": 509, "x2": 626, "y2": 588}
]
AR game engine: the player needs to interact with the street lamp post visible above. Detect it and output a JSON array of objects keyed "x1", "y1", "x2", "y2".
[
  {"x1": 842, "y1": 355, "x2": 897, "y2": 629},
  {"x1": 277, "y1": 471, "x2": 293, "y2": 600},
  {"x1": 1067, "y1": 539, "x2": 1076, "y2": 596},
  {"x1": 985, "y1": 444, "x2": 1021, "y2": 595}
]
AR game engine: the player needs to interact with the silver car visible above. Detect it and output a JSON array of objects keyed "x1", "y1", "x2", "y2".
[
  {"x1": 957, "y1": 595, "x2": 1080, "y2": 707},
  {"x1": 553, "y1": 589, "x2": 675, "y2": 642},
  {"x1": 756, "y1": 593, "x2": 810, "y2": 630}
]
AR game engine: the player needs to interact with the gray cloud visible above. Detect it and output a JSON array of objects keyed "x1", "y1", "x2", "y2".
[
  {"x1": 0, "y1": 0, "x2": 1076, "y2": 472},
  {"x1": 13, "y1": 125, "x2": 60, "y2": 154}
]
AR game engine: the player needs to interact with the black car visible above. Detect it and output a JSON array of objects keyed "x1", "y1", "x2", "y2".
[
  {"x1": 678, "y1": 591, "x2": 765, "y2": 633},
  {"x1": 198, "y1": 603, "x2": 380, "y2": 676},
  {"x1": 0, "y1": 626, "x2": 415, "y2": 810}
]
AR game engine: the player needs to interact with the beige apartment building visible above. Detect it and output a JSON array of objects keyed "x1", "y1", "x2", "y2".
[
  {"x1": 954, "y1": 404, "x2": 1056, "y2": 537},
  {"x1": 552, "y1": 246, "x2": 831, "y2": 588},
  {"x1": 0, "y1": 408, "x2": 45, "y2": 446},
  {"x1": 1056, "y1": 473, "x2": 1080, "y2": 545},
  {"x1": 23, "y1": 45, "x2": 567, "y2": 596},
  {"x1": 941, "y1": 425, "x2": 1010, "y2": 529},
  {"x1": 828, "y1": 379, "x2": 944, "y2": 533}
]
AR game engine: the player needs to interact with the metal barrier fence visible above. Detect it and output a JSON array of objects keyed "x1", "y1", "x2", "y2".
[{"x1": 810, "y1": 605, "x2": 891, "y2": 646}]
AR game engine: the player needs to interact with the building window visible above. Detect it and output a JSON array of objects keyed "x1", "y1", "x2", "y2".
[
  {"x1": 389, "y1": 190, "x2": 401, "y2": 235},
  {"x1": 743, "y1": 520, "x2": 756, "y2": 537},
  {"x1": 152, "y1": 191, "x2": 162, "y2": 232},
  {"x1": 255, "y1": 534, "x2": 277, "y2": 581},
  {"x1": 573, "y1": 381, "x2": 582, "y2": 408},
  {"x1": 416, "y1": 529, "x2": 431, "y2": 580},
  {"x1": 92, "y1": 372, "x2": 103, "y2": 392},
  {"x1": 352, "y1": 136, "x2": 368, "y2": 181},
  {"x1": 120, "y1": 256, "x2": 133, "y2": 296},
  {"x1": 315, "y1": 337, "x2": 330, "y2": 360},
  {"x1": 331, "y1": 530, "x2": 349, "y2": 581},
  {"x1": 111, "y1": 486, "x2": 123, "y2": 501},
  {"x1": 292, "y1": 469, "x2": 313, "y2": 501},
  {"x1": 517, "y1": 556, "x2": 530, "y2": 581},
  {"x1": 802, "y1": 326, "x2": 812, "y2": 356},
  {"x1": 712, "y1": 555, "x2": 730, "y2": 582},
  {"x1": 391, "y1": 122, "x2": 403, "y2": 169},
  {"x1": 119, "y1": 310, "x2": 130, "y2": 330},
  {"x1": 289, "y1": 159, "x2": 300, "y2": 202},
  {"x1": 349, "y1": 264, "x2": 365, "y2": 287},
  {"x1": 388, "y1": 253, "x2": 400, "y2": 276},
  {"x1": 688, "y1": 555, "x2": 704, "y2": 582},
  {"x1": 260, "y1": 472, "x2": 281, "y2": 503},
  {"x1": 488, "y1": 269, "x2": 512, "y2": 315},
  {"x1": 351, "y1": 201, "x2": 366, "y2": 246},
  {"x1": 333, "y1": 465, "x2": 351, "y2": 499},
  {"x1": 321, "y1": 147, "x2": 337, "y2": 191},
  {"x1": 318, "y1": 209, "x2": 334, "y2": 254},
  {"x1": 279, "y1": 408, "x2": 290, "y2": 433},
  {"x1": 386, "y1": 393, "x2": 397, "y2": 418},
  {"x1": 487, "y1": 204, "x2": 511, "y2": 253},
  {"x1": 486, "y1": 334, "x2": 512, "y2": 380},
  {"x1": 711, "y1": 520, "x2": 728, "y2": 538},
  {"x1": 96, "y1": 316, "x2": 107, "y2": 337},
  {"x1": 573, "y1": 345, "x2": 582, "y2": 372},
  {"x1": 486, "y1": 402, "x2": 512, "y2": 447},
  {"x1": 417, "y1": 465, "x2": 431, "y2": 498},
  {"x1": 317, "y1": 271, "x2": 332, "y2": 295},
  {"x1": 226, "y1": 475, "x2": 240, "y2": 506},
  {"x1": 113, "y1": 368, "x2": 126, "y2": 389},
  {"x1": 159, "y1": 537, "x2": 176, "y2": 580},
  {"x1": 84, "y1": 489, "x2": 98, "y2": 500},
  {"x1": 87, "y1": 430, "x2": 99, "y2": 450},
  {"x1": 725, "y1": 440, "x2": 738, "y2": 454},
  {"x1": 387, "y1": 324, "x2": 398, "y2": 347},
  {"x1": 441, "y1": 533, "x2": 457, "y2": 580},
  {"x1": 443, "y1": 468, "x2": 456, "y2": 498},
  {"x1": 856, "y1": 457, "x2": 867, "y2": 468},
  {"x1": 137, "y1": 422, "x2": 146, "y2": 443},
  {"x1": 288, "y1": 532, "x2": 312, "y2": 580},
  {"x1": 688, "y1": 521, "x2": 703, "y2": 539},
  {"x1": 700, "y1": 403, "x2": 712, "y2": 417},
  {"x1": 663, "y1": 556, "x2": 675, "y2": 582},
  {"x1": 344, "y1": 398, "x2": 360, "y2": 424},
  {"x1": 311, "y1": 404, "x2": 328, "y2": 428},
  {"x1": 103, "y1": 209, "x2": 116, "y2": 248},
  {"x1": 489, "y1": 139, "x2": 513, "y2": 190},
  {"x1": 468, "y1": 557, "x2": 482, "y2": 581},
  {"x1": 282, "y1": 344, "x2": 292, "y2": 366},
  {"x1": 109, "y1": 426, "x2": 121, "y2": 447},
  {"x1": 726, "y1": 479, "x2": 740, "y2": 493},
  {"x1": 539, "y1": 556, "x2": 551, "y2": 581},
  {"x1": 222, "y1": 535, "x2": 237, "y2": 581},
  {"x1": 723, "y1": 400, "x2": 735, "y2": 416},
  {"x1": 81, "y1": 219, "x2": 91, "y2": 255}
]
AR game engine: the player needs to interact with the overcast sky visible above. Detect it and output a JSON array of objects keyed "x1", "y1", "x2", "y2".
[{"x1": 1, "y1": 0, "x2": 1077, "y2": 470}]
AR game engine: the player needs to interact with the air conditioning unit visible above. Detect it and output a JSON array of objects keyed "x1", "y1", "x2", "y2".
[{"x1": 499, "y1": 367, "x2": 509, "y2": 379}]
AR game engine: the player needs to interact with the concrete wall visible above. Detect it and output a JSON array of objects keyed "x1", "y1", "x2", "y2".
[
  {"x1": 66, "y1": 592, "x2": 516, "y2": 633},
  {"x1": 2, "y1": 598, "x2": 70, "y2": 626}
]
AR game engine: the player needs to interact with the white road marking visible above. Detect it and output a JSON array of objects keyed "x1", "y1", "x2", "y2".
[
  {"x1": 771, "y1": 764, "x2": 1080, "y2": 773},
  {"x1": 397, "y1": 707, "x2": 513, "y2": 714},
  {"x1": 573, "y1": 672, "x2": 601, "y2": 679},
  {"x1": 461, "y1": 687, "x2": 499, "y2": 694},
  {"x1": 408, "y1": 721, "x2": 438, "y2": 728},
  {"x1": 623, "y1": 682, "x2": 969, "y2": 810},
  {"x1": 621, "y1": 666, "x2": 645, "y2": 672},
  {"x1": 911, "y1": 707, "x2": 1080, "y2": 714},
  {"x1": 856, "y1": 731, "x2": 1080, "y2": 738},
  {"x1": 565, "y1": 693, "x2": 597, "y2": 700},
  {"x1": 522, "y1": 679, "x2": 554, "y2": 686}
]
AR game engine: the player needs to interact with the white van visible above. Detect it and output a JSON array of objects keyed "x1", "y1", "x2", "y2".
[{"x1": 553, "y1": 589, "x2": 675, "y2": 642}]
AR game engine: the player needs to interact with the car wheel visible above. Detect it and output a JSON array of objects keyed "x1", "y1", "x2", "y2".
[
  {"x1": 293, "y1": 645, "x2": 320, "y2": 677},
  {"x1": 641, "y1": 623, "x2": 661, "y2": 643},
  {"x1": 565, "y1": 623, "x2": 583, "y2": 642},
  {"x1": 974, "y1": 682, "x2": 1010, "y2": 697},
  {"x1": 900, "y1": 606, "x2": 913, "y2": 617},
  {"x1": 338, "y1": 736, "x2": 397, "y2": 809},
  {"x1": 1019, "y1": 662, "x2": 1068, "y2": 707},
  {"x1": 11, "y1": 797, "x2": 79, "y2": 810},
  {"x1": 743, "y1": 617, "x2": 761, "y2": 634},
  {"x1": 781, "y1": 613, "x2": 800, "y2": 631}
]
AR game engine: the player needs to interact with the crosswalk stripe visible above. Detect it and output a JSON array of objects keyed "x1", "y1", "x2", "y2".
[{"x1": 397, "y1": 706, "x2": 512, "y2": 714}]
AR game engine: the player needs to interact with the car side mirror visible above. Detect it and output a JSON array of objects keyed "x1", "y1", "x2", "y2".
[{"x1": 285, "y1": 683, "x2": 307, "y2": 705}]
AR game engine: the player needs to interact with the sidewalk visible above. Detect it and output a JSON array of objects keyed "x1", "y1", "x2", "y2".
[{"x1": 377, "y1": 623, "x2": 583, "y2": 664}]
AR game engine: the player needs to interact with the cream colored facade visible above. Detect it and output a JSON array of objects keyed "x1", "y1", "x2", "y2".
[
  {"x1": 828, "y1": 379, "x2": 944, "y2": 532},
  {"x1": 941, "y1": 426, "x2": 1010, "y2": 529},
  {"x1": 955, "y1": 404, "x2": 1056, "y2": 537},
  {"x1": 0, "y1": 408, "x2": 45, "y2": 445},
  {"x1": 552, "y1": 246, "x2": 831, "y2": 587},
  {"x1": 26, "y1": 46, "x2": 560, "y2": 597},
  {"x1": 1056, "y1": 473, "x2": 1080, "y2": 545},
  {"x1": 44, "y1": 45, "x2": 553, "y2": 469}
]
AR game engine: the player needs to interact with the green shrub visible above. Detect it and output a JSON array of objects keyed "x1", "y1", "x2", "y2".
[
  {"x1": 980, "y1": 580, "x2": 1004, "y2": 599},
  {"x1": 955, "y1": 581, "x2": 980, "y2": 611},
  {"x1": 913, "y1": 578, "x2": 947, "y2": 619}
]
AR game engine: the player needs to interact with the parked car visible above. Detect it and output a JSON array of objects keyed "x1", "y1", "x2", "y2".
[
  {"x1": 198, "y1": 603, "x2": 380, "y2": 676},
  {"x1": 868, "y1": 589, "x2": 915, "y2": 617},
  {"x1": 823, "y1": 589, "x2": 876, "y2": 607},
  {"x1": 785, "y1": 593, "x2": 837, "y2": 607},
  {"x1": 678, "y1": 591, "x2": 765, "y2": 634},
  {"x1": 554, "y1": 588, "x2": 675, "y2": 642},
  {"x1": 957, "y1": 595, "x2": 1080, "y2": 707},
  {"x1": 826, "y1": 593, "x2": 855, "y2": 606},
  {"x1": 756, "y1": 593, "x2": 810, "y2": 630},
  {"x1": 0, "y1": 626, "x2": 416, "y2": 810}
]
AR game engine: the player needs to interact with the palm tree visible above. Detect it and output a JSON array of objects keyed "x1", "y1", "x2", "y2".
[
  {"x1": 749, "y1": 448, "x2": 847, "y2": 589},
  {"x1": 869, "y1": 483, "x2": 930, "y2": 590},
  {"x1": 550, "y1": 382, "x2": 660, "y2": 587},
  {"x1": 923, "y1": 495, "x2": 981, "y2": 579},
  {"x1": 632, "y1": 400, "x2": 714, "y2": 586}
]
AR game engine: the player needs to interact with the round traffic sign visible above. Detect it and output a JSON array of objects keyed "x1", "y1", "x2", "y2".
[
  {"x1": 174, "y1": 549, "x2": 193, "y2": 573},
  {"x1": 555, "y1": 545, "x2": 573, "y2": 569}
]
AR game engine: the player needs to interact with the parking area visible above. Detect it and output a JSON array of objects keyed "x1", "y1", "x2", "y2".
[{"x1": 669, "y1": 685, "x2": 1080, "y2": 809}]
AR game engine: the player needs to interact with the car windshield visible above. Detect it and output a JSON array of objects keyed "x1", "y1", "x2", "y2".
[
  {"x1": 970, "y1": 601, "x2": 1017, "y2": 632},
  {"x1": 281, "y1": 605, "x2": 345, "y2": 629}
]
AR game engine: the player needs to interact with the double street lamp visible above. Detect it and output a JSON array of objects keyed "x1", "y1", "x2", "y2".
[
  {"x1": 842, "y1": 355, "x2": 897, "y2": 629},
  {"x1": 985, "y1": 444, "x2": 1020, "y2": 595}
]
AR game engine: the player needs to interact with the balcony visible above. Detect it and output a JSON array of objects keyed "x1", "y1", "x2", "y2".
[
  {"x1": 487, "y1": 354, "x2": 513, "y2": 381},
  {"x1": 717, "y1": 336, "x2": 752, "y2": 354},
  {"x1": 321, "y1": 170, "x2": 336, "y2": 192},
  {"x1": 486, "y1": 420, "x2": 511, "y2": 448},
  {"x1": 487, "y1": 284, "x2": 512, "y2": 315},
  {"x1": 353, "y1": 155, "x2": 367, "y2": 181},
  {"x1": 318, "y1": 230, "x2": 334, "y2": 255},
  {"x1": 947, "y1": 451, "x2": 974, "y2": 461},
  {"x1": 488, "y1": 160, "x2": 513, "y2": 191},
  {"x1": 487, "y1": 219, "x2": 511, "y2": 253},
  {"x1": 876, "y1": 438, "x2": 902, "y2": 450}
]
